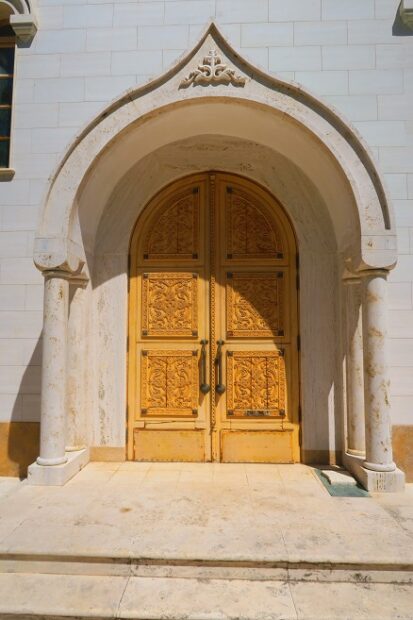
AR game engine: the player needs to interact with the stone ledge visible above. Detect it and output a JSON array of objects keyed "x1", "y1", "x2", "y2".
[
  {"x1": 401, "y1": 0, "x2": 413, "y2": 28},
  {"x1": 0, "y1": 553, "x2": 412, "y2": 585},
  {"x1": 0, "y1": 168, "x2": 15, "y2": 181},
  {"x1": 0, "y1": 573, "x2": 411, "y2": 620},
  {"x1": 9, "y1": 13, "x2": 37, "y2": 43},
  {"x1": 27, "y1": 448, "x2": 89, "y2": 486}
]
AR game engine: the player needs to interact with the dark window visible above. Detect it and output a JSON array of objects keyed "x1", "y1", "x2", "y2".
[{"x1": 0, "y1": 24, "x2": 15, "y2": 168}]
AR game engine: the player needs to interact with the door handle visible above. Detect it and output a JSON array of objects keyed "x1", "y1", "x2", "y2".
[
  {"x1": 215, "y1": 339, "x2": 226, "y2": 394},
  {"x1": 200, "y1": 339, "x2": 210, "y2": 394}
]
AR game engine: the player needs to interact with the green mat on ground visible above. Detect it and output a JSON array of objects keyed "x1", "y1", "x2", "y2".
[{"x1": 315, "y1": 469, "x2": 370, "y2": 497}]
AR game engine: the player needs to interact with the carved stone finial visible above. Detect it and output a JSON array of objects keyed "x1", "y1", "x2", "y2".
[{"x1": 179, "y1": 48, "x2": 246, "y2": 88}]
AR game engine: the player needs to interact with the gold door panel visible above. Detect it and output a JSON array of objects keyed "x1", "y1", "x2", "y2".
[
  {"x1": 226, "y1": 350, "x2": 287, "y2": 419},
  {"x1": 140, "y1": 350, "x2": 199, "y2": 418},
  {"x1": 226, "y1": 272, "x2": 286, "y2": 338},
  {"x1": 134, "y1": 430, "x2": 206, "y2": 462},
  {"x1": 225, "y1": 185, "x2": 284, "y2": 260},
  {"x1": 142, "y1": 272, "x2": 199, "y2": 338},
  {"x1": 143, "y1": 188, "x2": 200, "y2": 261},
  {"x1": 220, "y1": 430, "x2": 294, "y2": 464},
  {"x1": 129, "y1": 173, "x2": 300, "y2": 463}
]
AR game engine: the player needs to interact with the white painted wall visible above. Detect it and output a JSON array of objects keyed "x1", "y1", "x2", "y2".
[{"x1": 0, "y1": 0, "x2": 412, "y2": 433}]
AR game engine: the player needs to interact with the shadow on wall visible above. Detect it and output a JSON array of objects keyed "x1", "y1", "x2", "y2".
[{"x1": 1, "y1": 338, "x2": 42, "y2": 479}]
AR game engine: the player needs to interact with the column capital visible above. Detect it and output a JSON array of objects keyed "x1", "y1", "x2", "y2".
[
  {"x1": 342, "y1": 273, "x2": 361, "y2": 284},
  {"x1": 358, "y1": 268, "x2": 389, "y2": 280},
  {"x1": 41, "y1": 269, "x2": 74, "y2": 281},
  {"x1": 68, "y1": 272, "x2": 89, "y2": 287},
  {"x1": 34, "y1": 237, "x2": 84, "y2": 275},
  {"x1": 41, "y1": 269, "x2": 89, "y2": 288}
]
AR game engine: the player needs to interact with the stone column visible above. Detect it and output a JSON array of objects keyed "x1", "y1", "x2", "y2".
[
  {"x1": 344, "y1": 276, "x2": 365, "y2": 456},
  {"x1": 36, "y1": 270, "x2": 70, "y2": 466},
  {"x1": 66, "y1": 275, "x2": 88, "y2": 452},
  {"x1": 361, "y1": 270, "x2": 395, "y2": 473}
]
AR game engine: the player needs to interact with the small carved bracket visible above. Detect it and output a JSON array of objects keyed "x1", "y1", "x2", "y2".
[{"x1": 179, "y1": 49, "x2": 246, "y2": 88}]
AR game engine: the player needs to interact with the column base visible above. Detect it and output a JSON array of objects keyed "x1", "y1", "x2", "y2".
[
  {"x1": 27, "y1": 448, "x2": 89, "y2": 486},
  {"x1": 346, "y1": 448, "x2": 365, "y2": 458},
  {"x1": 344, "y1": 452, "x2": 405, "y2": 493},
  {"x1": 36, "y1": 455, "x2": 67, "y2": 466},
  {"x1": 363, "y1": 460, "x2": 396, "y2": 473},
  {"x1": 65, "y1": 444, "x2": 86, "y2": 452}
]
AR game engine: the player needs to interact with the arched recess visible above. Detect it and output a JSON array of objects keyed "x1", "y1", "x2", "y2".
[
  {"x1": 29, "y1": 23, "x2": 404, "y2": 490},
  {"x1": 0, "y1": 0, "x2": 37, "y2": 41},
  {"x1": 91, "y1": 137, "x2": 338, "y2": 462}
]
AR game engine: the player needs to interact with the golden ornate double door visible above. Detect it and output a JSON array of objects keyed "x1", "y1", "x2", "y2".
[{"x1": 128, "y1": 173, "x2": 300, "y2": 463}]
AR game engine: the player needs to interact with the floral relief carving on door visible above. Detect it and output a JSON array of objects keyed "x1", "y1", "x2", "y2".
[
  {"x1": 141, "y1": 350, "x2": 198, "y2": 417},
  {"x1": 225, "y1": 189, "x2": 284, "y2": 259},
  {"x1": 226, "y1": 272, "x2": 285, "y2": 338},
  {"x1": 142, "y1": 272, "x2": 198, "y2": 337},
  {"x1": 143, "y1": 191, "x2": 200, "y2": 260},
  {"x1": 226, "y1": 351, "x2": 287, "y2": 419}
]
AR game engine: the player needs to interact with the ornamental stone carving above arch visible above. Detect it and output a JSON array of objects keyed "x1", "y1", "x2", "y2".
[
  {"x1": 34, "y1": 21, "x2": 397, "y2": 277},
  {"x1": 179, "y1": 48, "x2": 246, "y2": 88},
  {"x1": 0, "y1": 0, "x2": 37, "y2": 41}
]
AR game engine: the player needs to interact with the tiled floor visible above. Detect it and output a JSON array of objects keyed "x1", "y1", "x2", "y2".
[{"x1": 0, "y1": 463, "x2": 412, "y2": 565}]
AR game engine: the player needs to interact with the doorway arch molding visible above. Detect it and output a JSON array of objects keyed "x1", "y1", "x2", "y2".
[{"x1": 34, "y1": 21, "x2": 396, "y2": 278}]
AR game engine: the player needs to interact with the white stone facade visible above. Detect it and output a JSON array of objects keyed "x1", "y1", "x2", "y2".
[{"x1": 0, "y1": 0, "x2": 412, "y2": 484}]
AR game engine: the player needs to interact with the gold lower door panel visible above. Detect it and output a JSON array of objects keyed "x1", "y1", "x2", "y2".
[
  {"x1": 220, "y1": 430, "x2": 294, "y2": 463},
  {"x1": 134, "y1": 429, "x2": 206, "y2": 462}
]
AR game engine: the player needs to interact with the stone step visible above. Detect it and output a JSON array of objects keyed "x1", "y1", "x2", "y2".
[
  {"x1": 0, "y1": 572, "x2": 412, "y2": 620},
  {"x1": 1, "y1": 552, "x2": 413, "y2": 583}
]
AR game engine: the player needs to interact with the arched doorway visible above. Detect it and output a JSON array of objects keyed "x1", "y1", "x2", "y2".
[
  {"x1": 128, "y1": 172, "x2": 299, "y2": 463},
  {"x1": 28, "y1": 23, "x2": 404, "y2": 491}
]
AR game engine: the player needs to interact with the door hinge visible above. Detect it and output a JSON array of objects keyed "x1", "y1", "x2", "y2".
[
  {"x1": 296, "y1": 253, "x2": 299, "y2": 269},
  {"x1": 297, "y1": 334, "x2": 301, "y2": 351},
  {"x1": 296, "y1": 273, "x2": 300, "y2": 290}
]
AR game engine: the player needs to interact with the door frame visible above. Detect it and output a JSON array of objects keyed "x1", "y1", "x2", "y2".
[{"x1": 127, "y1": 171, "x2": 301, "y2": 462}]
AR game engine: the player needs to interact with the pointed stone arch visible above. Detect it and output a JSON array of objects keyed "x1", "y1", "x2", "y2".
[{"x1": 34, "y1": 22, "x2": 396, "y2": 276}]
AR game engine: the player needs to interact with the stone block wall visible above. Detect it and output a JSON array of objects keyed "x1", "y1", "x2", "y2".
[{"x1": 0, "y1": 0, "x2": 412, "y2": 477}]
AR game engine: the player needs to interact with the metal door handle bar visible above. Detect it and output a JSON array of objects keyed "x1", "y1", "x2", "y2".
[
  {"x1": 200, "y1": 339, "x2": 210, "y2": 394},
  {"x1": 215, "y1": 339, "x2": 226, "y2": 394}
]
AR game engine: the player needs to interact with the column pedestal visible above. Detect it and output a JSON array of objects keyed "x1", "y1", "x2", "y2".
[{"x1": 28, "y1": 448, "x2": 90, "y2": 486}]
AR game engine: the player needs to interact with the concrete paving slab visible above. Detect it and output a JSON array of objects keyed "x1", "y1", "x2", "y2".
[
  {"x1": 0, "y1": 573, "x2": 127, "y2": 618},
  {"x1": 290, "y1": 581, "x2": 413, "y2": 620},
  {"x1": 119, "y1": 576, "x2": 298, "y2": 620}
]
